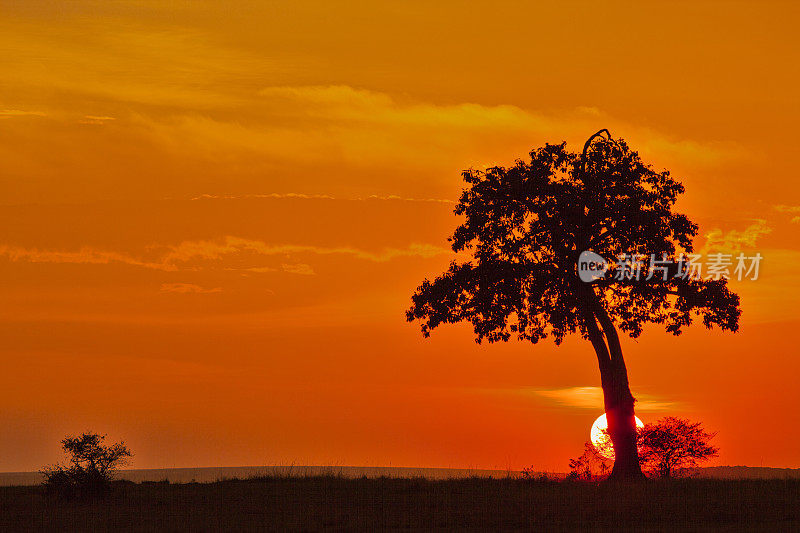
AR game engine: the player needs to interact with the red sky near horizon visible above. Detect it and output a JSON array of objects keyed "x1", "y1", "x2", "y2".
[{"x1": 1, "y1": 1, "x2": 799, "y2": 472}]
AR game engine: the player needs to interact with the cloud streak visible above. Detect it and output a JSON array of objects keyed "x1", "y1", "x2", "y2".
[
  {"x1": 0, "y1": 237, "x2": 449, "y2": 272},
  {"x1": 189, "y1": 192, "x2": 454, "y2": 203},
  {"x1": 158, "y1": 237, "x2": 448, "y2": 264},
  {"x1": 160, "y1": 283, "x2": 222, "y2": 294},
  {"x1": 533, "y1": 386, "x2": 676, "y2": 412},
  {"x1": 190, "y1": 193, "x2": 336, "y2": 201},
  {"x1": 775, "y1": 205, "x2": 800, "y2": 223},
  {"x1": 700, "y1": 219, "x2": 772, "y2": 255},
  {"x1": 0, "y1": 109, "x2": 46, "y2": 118},
  {"x1": 131, "y1": 85, "x2": 742, "y2": 178},
  {"x1": 79, "y1": 115, "x2": 116, "y2": 125},
  {"x1": 281, "y1": 263, "x2": 315, "y2": 276},
  {"x1": 0, "y1": 245, "x2": 175, "y2": 271}
]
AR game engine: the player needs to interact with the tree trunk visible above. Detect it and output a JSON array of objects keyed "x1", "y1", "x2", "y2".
[
  {"x1": 583, "y1": 290, "x2": 645, "y2": 481},
  {"x1": 601, "y1": 362, "x2": 644, "y2": 480}
]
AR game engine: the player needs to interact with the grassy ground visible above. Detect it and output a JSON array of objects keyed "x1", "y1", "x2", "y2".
[{"x1": 0, "y1": 476, "x2": 798, "y2": 531}]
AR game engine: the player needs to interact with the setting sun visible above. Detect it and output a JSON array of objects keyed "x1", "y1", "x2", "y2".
[
  {"x1": 591, "y1": 414, "x2": 645, "y2": 460},
  {"x1": 2, "y1": 1, "x2": 800, "y2": 528}
]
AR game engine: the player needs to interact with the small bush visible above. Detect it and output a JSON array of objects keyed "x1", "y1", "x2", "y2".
[
  {"x1": 40, "y1": 432, "x2": 132, "y2": 497},
  {"x1": 568, "y1": 442, "x2": 612, "y2": 481},
  {"x1": 520, "y1": 467, "x2": 556, "y2": 482}
]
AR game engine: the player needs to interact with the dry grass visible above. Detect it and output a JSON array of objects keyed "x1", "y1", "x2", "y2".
[{"x1": 0, "y1": 475, "x2": 798, "y2": 531}]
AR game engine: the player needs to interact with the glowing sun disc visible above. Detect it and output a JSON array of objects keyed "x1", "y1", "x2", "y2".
[{"x1": 590, "y1": 413, "x2": 644, "y2": 460}]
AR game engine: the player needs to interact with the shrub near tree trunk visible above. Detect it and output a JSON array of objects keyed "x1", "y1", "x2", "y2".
[
  {"x1": 567, "y1": 442, "x2": 612, "y2": 481},
  {"x1": 567, "y1": 417, "x2": 719, "y2": 480},
  {"x1": 638, "y1": 417, "x2": 719, "y2": 478}
]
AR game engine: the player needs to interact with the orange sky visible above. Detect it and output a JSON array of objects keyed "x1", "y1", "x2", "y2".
[{"x1": 1, "y1": 1, "x2": 799, "y2": 472}]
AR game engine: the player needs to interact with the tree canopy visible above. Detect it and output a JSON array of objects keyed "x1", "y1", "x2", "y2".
[
  {"x1": 639, "y1": 417, "x2": 719, "y2": 478},
  {"x1": 407, "y1": 134, "x2": 741, "y2": 345}
]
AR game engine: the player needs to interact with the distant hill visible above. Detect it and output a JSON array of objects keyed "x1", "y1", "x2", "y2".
[
  {"x1": 691, "y1": 466, "x2": 800, "y2": 479},
  {"x1": 0, "y1": 465, "x2": 520, "y2": 487},
  {"x1": 2, "y1": 464, "x2": 798, "y2": 486}
]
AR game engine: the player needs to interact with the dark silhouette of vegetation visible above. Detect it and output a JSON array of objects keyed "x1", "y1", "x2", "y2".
[
  {"x1": 568, "y1": 416, "x2": 719, "y2": 479},
  {"x1": 407, "y1": 130, "x2": 741, "y2": 479},
  {"x1": 40, "y1": 432, "x2": 132, "y2": 497},
  {"x1": 519, "y1": 466, "x2": 557, "y2": 482},
  {"x1": 638, "y1": 417, "x2": 719, "y2": 478},
  {"x1": 2, "y1": 476, "x2": 799, "y2": 530},
  {"x1": 568, "y1": 441, "x2": 612, "y2": 480}
]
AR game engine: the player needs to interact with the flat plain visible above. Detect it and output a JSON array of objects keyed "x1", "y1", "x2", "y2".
[{"x1": 1, "y1": 476, "x2": 798, "y2": 531}]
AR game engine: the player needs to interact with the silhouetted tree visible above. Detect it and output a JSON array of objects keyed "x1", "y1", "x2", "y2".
[
  {"x1": 568, "y1": 441, "x2": 612, "y2": 481},
  {"x1": 407, "y1": 130, "x2": 740, "y2": 479},
  {"x1": 40, "y1": 432, "x2": 132, "y2": 496},
  {"x1": 638, "y1": 417, "x2": 719, "y2": 478}
]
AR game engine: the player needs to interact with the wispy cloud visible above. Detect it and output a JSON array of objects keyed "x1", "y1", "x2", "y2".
[
  {"x1": 131, "y1": 84, "x2": 741, "y2": 176},
  {"x1": 189, "y1": 192, "x2": 454, "y2": 203},
  {"x1": 0, "y1": 245, "x2": 175, "y2": 271},
  {"x1": 236, "y1": 266, "x2": 277, "y2": 273},
  {"x1": 0, "y1": 109, "x2": 46, "y2": 118},
  {"x1": 79, "y1": 115, "x2": 116, "y2": 125},
  {"x1": 775, "y1": 205, "x2": 800, "y2": 223},
  {"x1": 0, "y1": 21, "x2": 263, "y2": 109},
  {"x1": 362, "y1": 195, "x2": 454, "y2": 204},
  {"x1": 157, "y1": 237, "x2": 448, "y2": 264},
  {"x1": 700, "y1": 219, "x2": 772, "y2": 254},
  {"x1": 160, "y1": 283, "x2": 222, "y2": 294},
  {"x1": 533, "y1": 386, "x2": 676, "y2": 412},
  {"x1": 0, "y1": 237, "x2": 449, "y2": 272},
  {"x1": 190, "y1": 193, "x2": 336, "y2": 201},
  {"x1": 535, "y1": 387, "x2": 605, "y2": 410},
  {"x1": 281, "y1": 263, "x2": 315, "y2": 275}
]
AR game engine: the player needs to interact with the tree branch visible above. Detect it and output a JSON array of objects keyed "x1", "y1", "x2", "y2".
[
  {"x1": 588, "y1": 288, "x2": 625, "y2": 363},
  {"x1": 581, "y1": 293, "x2": 611, "y2": 370}
]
